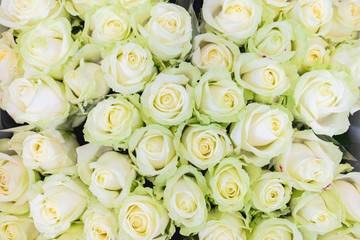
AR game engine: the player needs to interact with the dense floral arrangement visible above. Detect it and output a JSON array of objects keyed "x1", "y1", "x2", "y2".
[{"x1": 1, "y1": 0, "x2": 360, "y2": 239}]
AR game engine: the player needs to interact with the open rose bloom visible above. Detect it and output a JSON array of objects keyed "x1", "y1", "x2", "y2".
[{"x1": 1, "y1": 0, "x2": 360, "y2": 239}]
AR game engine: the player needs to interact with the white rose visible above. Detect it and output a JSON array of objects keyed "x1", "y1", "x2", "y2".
[
  {"x1": 0, "y1": 31, "x2": 21, "y2": 87},
  {"x1": 194, "y1": 68, "x2": 245, "y2": 123},
  {"x1": 0, "y1": 213, "x2": 39, "y2": 240},
  {"x1": 274, "y1": 130, "x2": 342, "y2": 192},
  {"x1": 292, "y1": 70, "x2": 359, "y2": 136},
  {"x1": 83, "y1": 95, "x2": 142, "y2": 147},
  {"x1": 301, "y1": 37, "x2": 330, "y2": 72},
  {"x1": 191, "y1": 33, "x2": 241, "y2": 73},
  {"x1": 83, "y1": 204, "x2": 118, "y2": 240},
  {"x1": 250, "y1": 218, "x2": 303, "y2": 240},
  {"x1": 0, "y1": 153, "x2": 30, "y2": 215},
  {"x1": 129, "y1": 124, "x2": 178, "y2": 178},
  {"x1": 333, "y1": 172, "x2": 360, "y2": 223},
  {"x1": 3, "y1": 76, "x2": 70, "y2": 127},
  {"x1": 262, "y1": 0, "x2": 296, "y2": 13},
  {"x1": 118, "y1": 0, "x2": 149, "y2": 9},
  {"x1": 55, "y1": 223, "x2": 85, "y2": 240},
  {"x1": 77, "y1": 145, "x2": 136, "y2": 208},
  {"x1": 18, "y1": 17, "x2": 79, "y2": 79},
  {"x1": 141, "y1": 63, "x2": 199, "y2": 126},
  {"x1": 138, "y1": 3, "x2": 192, "y2": 61},
  {"x1": 88, "y1": 6, "x2": 131, "y2": 44},
  {"x1": 102, "y1": 42, "x2": 156, "y2": 94},
  {"x1": 22, "y1": 131, "x2": 78, "y2": 174},
  {"x1": 230, "y1": 103, "x2": 294, "y2": 167},
  {"x1": 287, "y1": 0, "x2": 333, "y2": 35},
  {"x1": 0, "y1": 0, "x2": 63, "y2": 29},
  {"x1": 291, "y1": 189, "x2": 344, "y2": 234},
  {"x1": 318, "y1": 225, "x2": 360, "y2": 240},
  {"x1": 29, "y1": 174, "x2": 88, "y2": 238},
  {"x1": 118, "y1": 188, "x2": 169, "y2": 240},
  {"x1": 327, "y1": 0, "x2": 360, "y2": 42},
  {"x1": 235, "y1": 53, "x2": 292, "y2": 97},
  {"x1": 206, "y1": 157, "x2": 251, "y2": 212},
  {"x1": 175, "y1": 123, "x2": 233, "y2": 170},
  {"x1": 163, "y1": 166, "x2": 209, "y2": 235},
  {"x1": 65, "y1": 0, "x2": 106, "y2": 18},
  {"x1": 203, "y1": 0, "x2": 262, "y2": 45},
  {"x1": 198, "y1": 211, "x2": 247, "y2": 240},
  {"x1": 252, "y1": 171, "x2": 292, "y2": 213}
]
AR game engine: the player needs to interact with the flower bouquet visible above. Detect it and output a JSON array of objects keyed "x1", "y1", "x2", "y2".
[{"x1": 0, "y1": 0, "x2": 360, "y2": 239}]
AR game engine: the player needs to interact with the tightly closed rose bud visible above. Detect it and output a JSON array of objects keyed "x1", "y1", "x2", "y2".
[
  {"x1": 175, "y1": 123, "x2": 233, "y2": 170},
  {"x1": 87, "y1": 5, "x2": 131, "y2": 44},
  {"x1": 163, "y1": 165, "x2": 209, "y2": 236},
  {"x1": 141, "y1": 63, "x2": 200, "y2": 126},
  {"x1": 137, "y1": 3, "x2": 192, "y2": 61},
  {"x1": 29, "y1": 174, "x2": 88, "y2": 239},
  {"x1": 0, "y1": 153, "x2": 31, "y2": 215},
  {"x1": 77, "y1": 144, "x2": 136, "y2": 208},
  {"x1": 274, "y1": 130, "x2": 342, "y2": 192},
  {"x1": 192, "y1": 33, "x2": 241, "y2": 73},
  {"x1": 102, "y1": 42, "x2": 156, "y2": 94},
  {"x1": 3, "y1": 76, "x2": 70, "y2": 127},
  {"x1": 118, "y1": 187, "x2": 170, "y2": 240},
  {"x1": 291, "y1": 189, "x2": 344, "y2": 235},
  {"x1": 250, "y1": 218, "x2": 303, "y2": 240},
  {"x1": 18, "y1": 17, "x2": 79, "y2": 79},
  {"x1": 198, "y1": 211, "x2": 247, "y2": 240},
  {"x1": 206, "y1": 158, "x2": 251, "y2": 212},
  {"x1": 194, "y1": 68, "x2": 245, "y2": 123},
  {"x1": 234, "y1": 53, "x2": 292, "y2": 98},
  {"x1": 287, "y1": 0, "x2": 333, "y2": 35},
  {"x1": 83, "y1": 95, "x2": 142, "y2": 148},
  {"x1": 0, "y1": 213, "x2": 39, "y2": 240},
  {"x1": 129, "y1": 124, "x2": 178, "y2": 178},
  {"x1": 0, "y1": 0, "x2": 63, "y2": 29},
  {"x1": 83, "y1": 204, "x2": 118, "y2": 240},
  {"x1": 292, "y1": 70, "x2": 359, "y2": 136},
  {"x1": 252, "y1": 171, "x2": 292, "y2": 213},
  {"x1": 230, "y1": 103, "x2": 294, "y2": 167},
  {"x1": 202, "y1": 0, "x2": 262, "y2": 45},
  {"x1": 22, "y1": 131, "x2": 78, "y2": 174}
]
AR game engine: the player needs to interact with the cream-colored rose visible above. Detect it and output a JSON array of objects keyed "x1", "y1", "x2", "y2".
[
  {"x1": 252, "y1": 171, "x2": 292, "y2": 213},
  {"x1": 0, "y1": 0, "x2": 63, "y2": 29},
  {"x1": 250, "y1": 218, "x2": 303, "y2": 240},
  {"x1": 195, "y1": 68, "x2": 245, "y2": 123},
  {"x1": 89, "y1": 6, "x2": 131, "y2": 43},
  {"x1": 291, "y1": 189, "x2": 344, "y2": 234},
  {"x1": 118, "y1": 190, "x2": 169, "y2": 240},
  {"x1": 18, "y1": 17, "x2": 79, "y2": 79},
  {"x1": 83, "y1": 96, "x2": 142, "y2": 147},
  {"x1": 129, "y1": 124, "x2": 178, "y2": 177},
  {"x1": 176, "y1": 124, "x2": 233, "y2": 170},
  {"x1": 0, "y1": 213, "x2": 39, "y2": 240},
  {"x1": 274, "y1": 130, "x2": 342, "y2": 192},
  {"x1": 206, "y1": 158, "x2": 251, "y2": 212},
  {"x1": 22, "y1": 131, "x2": 78, "y2": 174},
  {"x1": 0, "y1": 153, "x2": 30, "y2": 214},
  {"x1": 0, "y1": 32, "x2": 21, "y2": 87},
  {"x1": 29, "y1": 174, "x2": 88, "y2": 238},
  {"x1": 83, "y1": 205, "x2": 118, "y2": 240},
  {"x1": 192, "y1": 33, "x2": 240, "y2": 73},
  {"x1": 327, "y1": 0, "x2": 360, "y2": 42},
  {"x1": 163, "y1": 166, "x2": 208, "y2": 235},
  {"x1": 302, "y1": 37, "x2": 330, "y2": 71},
  {"x1": 102, "y1": 42, "x2": 156, "y2": 94},
  {"x1": 230, "y1": 103, "x2": 294, "y2": 167},
  {"x1": 333, "y1": 172, "x2": 360, "y2": 223},
  {"x1": 287, "y1": 0, "x2": 333, "y2": 35},
  {"x1": 198, "y1": 211, "x2": 247, "y2": 240},
  {"x1": 203, "y1": 0, "x2": 262, "y2": 45},
  {"x1": 138, "y1": 3, "x2": 192, "y2": 61},
  {"x1": 293, "y1": 70, "x2": 359, "y2": 136},
  {"x1": 3, "y1": 76, "x2": 70, "y2": 127}
]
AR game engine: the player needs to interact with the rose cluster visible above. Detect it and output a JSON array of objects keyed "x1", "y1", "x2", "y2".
[{"x1": 1, "y1": 0, "x2": 360, "y2": 239}]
